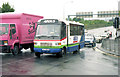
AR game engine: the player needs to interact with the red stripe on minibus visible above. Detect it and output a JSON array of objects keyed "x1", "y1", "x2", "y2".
[{"x1": 34, "y1": 37, "x2": 67, "y2": 41}]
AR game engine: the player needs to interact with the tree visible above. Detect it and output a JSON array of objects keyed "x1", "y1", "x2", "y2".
[
  {"x1": 0, "y1": 2, "x2": 15, "y2": 13},
  {"x1": 66, "y1": 18, "x2": 72, "y2": 21},
  {"x1": 73, "y1": 18, "x2": 81, "y2": 22},
  {"x1": 0, "y1": 7, "x2": 2, "y2": 13}
]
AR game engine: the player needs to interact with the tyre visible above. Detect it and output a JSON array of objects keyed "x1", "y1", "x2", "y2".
[
  {"x1": 12, "y1": 45, "x2": 19, "y2": 56},
  {"x1": 73, "y1": 51, "x2": 78, "y2": 54},
  {"x1": 35, "y1": 52, "x2": 40, "y2": 58},
  {"x1": 30, "y1": 43, "x2": 34, "y2": 53},
  {"x1": 73, "y1": 45, "x2": 80, "y2": 54},
  {"x1": 98, "y1": 40, "x2": 100, "y2": 43},
  {"x1": 56, "y1": 47, "x2": 66, "y2": 57},
  {"x1": 92, "y1": 43, "x2": 96, "y2": 47},
  {"x1": 92, "y1": 43, "x2": 94, "y2": 47},
  {"x1": 63, "y1": 47, "x2": 66, "y2": 55},
  {"x1": 56, "y1": 51, "x2": 63, "y2": 58}
]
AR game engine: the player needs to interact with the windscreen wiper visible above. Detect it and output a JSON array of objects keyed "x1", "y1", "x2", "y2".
[
  {"x1": 49, "y1": 35, "x2": 59, "y2": 39},
  {"x1": 36, "y1": 35, "x2": 50, "y2": 38}
]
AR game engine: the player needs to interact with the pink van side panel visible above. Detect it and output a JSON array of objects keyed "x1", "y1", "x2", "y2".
[
  {"x1": 20, "y1": 14, "x2": 43, "y2": 44},
  {"x1": 1, "y1": 13, "x2": 43, "y2": 19},
  {"x1": 1, "y1": 13, "x2": 43, "y2": 44}
]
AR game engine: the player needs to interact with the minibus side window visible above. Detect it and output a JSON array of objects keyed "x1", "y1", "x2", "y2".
[
  {"x1": 70, "y1": 26, "x2": 74, "y2": 36},
  {"x1": 82, "y1": 27, "x2": 84, "y2": 35},
  {"x1": 70, "y1": 24, "x2": 79, "y2": 36},
  {"x1": 78, "y1": 26, "x2": 80, "y2": 35},
  {"x1": 61, "y1": 22, "x2": 66, "y2": 39}
]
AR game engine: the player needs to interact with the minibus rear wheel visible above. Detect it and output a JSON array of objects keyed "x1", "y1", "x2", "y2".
[
  {"x1": 73, "y1": 45, "x2": 80, "y2": 54},
  {"x1": 35, "y1": 52, "x2": 40, "y2": 58}
]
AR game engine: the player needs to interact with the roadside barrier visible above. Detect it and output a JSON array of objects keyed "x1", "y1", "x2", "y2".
[{"x1": 101, "y1": 38, "x2": 120, "y2": 56}]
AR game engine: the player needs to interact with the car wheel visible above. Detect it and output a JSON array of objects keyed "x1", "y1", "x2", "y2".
[
  {"x1": 92, "y1": 43, "x2": 94, "y2": 47},
  {"x1": 98, "y1": 40, "x2": 100, "y2": 43},
  {"x1": 92, "y1": 43, "x2": 96, "y2": 47}
]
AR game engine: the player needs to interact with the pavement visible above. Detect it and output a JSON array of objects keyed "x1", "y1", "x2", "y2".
[
  {"x1": 88, "y1": 26, "x2": 120, "y2": 57},
  {"x1": 0, "y1": 26, "x2": 119, "y2": 76},
  {"x1": 95, "y1": 40, "x2": 120, "y2": 57},
  {"x1": 95, "y1": 46, "x2": 120, "y2": 58}
]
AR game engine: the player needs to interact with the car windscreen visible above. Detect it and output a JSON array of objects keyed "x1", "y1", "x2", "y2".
[{"x1": 0, "y1": 24, "x2": 9, "y2": 35}]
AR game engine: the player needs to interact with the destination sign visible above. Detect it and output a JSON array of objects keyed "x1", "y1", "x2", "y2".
[
  {"x1": 44, "y1": 20, "x2": 56, "y2": 23},
  {"x1": 40, "y1": 19, "x2": 59, "y2": 24}
]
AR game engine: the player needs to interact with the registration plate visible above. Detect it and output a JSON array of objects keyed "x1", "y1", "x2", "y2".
[
  {"x1": 85, "y1": 43, "x2": 89, "y2": 44},
  {"x1": 42, "y1": 49, "x2": 50, "y2": 51}
]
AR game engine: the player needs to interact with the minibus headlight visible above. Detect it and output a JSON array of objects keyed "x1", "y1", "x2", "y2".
[
  {"x1": 3, "y1": 41, "x2": 8, "y2": 45},
  {"x1": 34, "y1": 42, "x2": 37, "y2": 45},
  {"x1": 58, "y1": 43, "x2": 61, "y2": 45},
  {"x1": 55, "y1": 43, "x2": 61, "y2": 46}
]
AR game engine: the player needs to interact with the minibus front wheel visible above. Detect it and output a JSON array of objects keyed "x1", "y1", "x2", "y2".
[
  {"x1": 35, "y1": 52, "x2": 41, "y2": 58},
  {"x1": 56, "y1": 47, "x2": 66, "y2": 58},
  {"x1": 56, "y1": 51, "x2": 62, "y2": 58}
]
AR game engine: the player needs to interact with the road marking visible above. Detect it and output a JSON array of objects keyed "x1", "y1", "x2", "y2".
[{"x1": 95, "y1": 47, "x2": 120, "y2": 58}]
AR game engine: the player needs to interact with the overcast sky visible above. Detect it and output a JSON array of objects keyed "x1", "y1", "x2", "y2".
[{"x1": 0, "y1": 0, "x2": 119, "y2": 19}]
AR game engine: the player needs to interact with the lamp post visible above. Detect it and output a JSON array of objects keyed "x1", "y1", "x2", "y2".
[
  {"x1": 118, "y1": 1, "x2": 120, "y2": 12},
  {"x1": 63, "y1": 1, "x2": 73, "y2": 19}
]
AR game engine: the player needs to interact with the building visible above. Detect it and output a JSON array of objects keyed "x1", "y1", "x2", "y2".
[
  {"x1": 76, "y1": 12, "x2": 93, "y2": 18},
  {"x1": 98, "y1": 11, "x2": 119, "y2": 18},
  {"x1": 76, "y1": 11, "x2": 119, "y2": 19}
]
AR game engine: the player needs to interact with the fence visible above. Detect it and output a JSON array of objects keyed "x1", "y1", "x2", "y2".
[{"x1": 101, "y1": 38, "x2": 120, "y2": 55}]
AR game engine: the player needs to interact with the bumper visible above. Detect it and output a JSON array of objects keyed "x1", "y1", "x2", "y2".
[
  {"x1": 96, "y1": 39, "x2": 102, "y2": 43},
  {"x1": 0, "y1": 46, "x2": 10, "y2": 52},
  {"x1": 34, "y1": 48, "x2": 62, "y2": 54}
]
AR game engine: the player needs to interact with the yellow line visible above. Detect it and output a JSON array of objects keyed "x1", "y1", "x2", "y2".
[{"x1": 95, "y1": 47, "x2": 120, "y2": 58}]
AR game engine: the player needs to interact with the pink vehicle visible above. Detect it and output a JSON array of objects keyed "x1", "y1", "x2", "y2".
[{"x1": 0, "y1": 13, "x2": 43, "y2": 55}]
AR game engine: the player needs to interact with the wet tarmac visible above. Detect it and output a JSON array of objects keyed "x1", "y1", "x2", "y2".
[
  {"x1": 0, "y1": 26, "x2": 119, "y2": 76},
  {"x1": 0, "y1": 46, "x2": 118, "y2": 75}
]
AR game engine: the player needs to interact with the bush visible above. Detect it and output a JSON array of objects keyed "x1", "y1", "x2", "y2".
[{"x1": 70, "y1": 18, "x2": 113, "y2": 30}]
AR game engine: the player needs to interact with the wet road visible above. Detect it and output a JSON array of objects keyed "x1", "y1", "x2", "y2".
[
  {"x1": 0, "y1": 26, "x2": 119, "y2": 75},
  {"x1": 0, "y1": 46, "x2": 118, "y2": 75}
]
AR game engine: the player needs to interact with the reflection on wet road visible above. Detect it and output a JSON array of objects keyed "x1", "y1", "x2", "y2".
[{"x1": 1, "y1": 47, "x2": 118, "y2": 75}]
